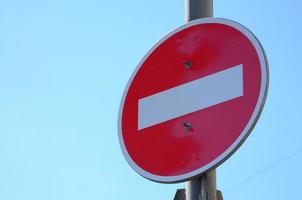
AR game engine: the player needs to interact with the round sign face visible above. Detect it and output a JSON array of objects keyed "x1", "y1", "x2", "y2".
[{"x1": 118, "y1": 18, "x2": 269, "y2": 183}]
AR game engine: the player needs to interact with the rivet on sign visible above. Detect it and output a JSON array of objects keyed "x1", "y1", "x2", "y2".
[
  {"x1": 184, "y1": 60, "x2": 192, "y2": 69},
  {"x1": 183, "y1": 122, "x2": 193, "y2": 131}
]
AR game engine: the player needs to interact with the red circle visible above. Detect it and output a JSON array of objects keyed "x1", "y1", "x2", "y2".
[{"x1": 119, "y1": 19, "x2": 267, "y2": 182}]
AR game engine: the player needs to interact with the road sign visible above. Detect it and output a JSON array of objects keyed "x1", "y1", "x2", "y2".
[{"x1": 118, "y1": 18, "x2": 269, "y2": 183}]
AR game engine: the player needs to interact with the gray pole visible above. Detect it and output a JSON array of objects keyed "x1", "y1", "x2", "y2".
[
  {"x1": 185, "y1": 1, "x2": 216, "y2": 200},
  {"x1": 185, "y1": 0, "x2": 213, "y2": 22},
  {"x1": 186, "y1": 170, "x2": 217, "y2": 200}
]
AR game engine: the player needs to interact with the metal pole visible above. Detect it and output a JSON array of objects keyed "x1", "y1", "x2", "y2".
[
  {"x1": 186, "y1": 170, "x2": 216, "y2": 200},
  {"x1": 185, "y1": 1, "x2": 215, "y2": 200},
  {"x1": 185, "y1": 0, "x2": 213, "y2": 22}
]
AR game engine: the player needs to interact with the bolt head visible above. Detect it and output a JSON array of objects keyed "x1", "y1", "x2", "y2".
[
  {"x1": 183, "y1": 122, "x2": 192, "y2": 131},
  {"x1": 184, "y1": 60, "x2": 192, "y2": 69}
]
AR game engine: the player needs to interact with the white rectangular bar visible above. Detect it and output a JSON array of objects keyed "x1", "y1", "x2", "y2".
[{"x1": 138, "y1": 64, "x2": 243, "y2": 130}]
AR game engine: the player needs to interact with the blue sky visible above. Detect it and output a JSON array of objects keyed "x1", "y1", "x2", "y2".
[{"x1": 0, "y1": 0, "x2": 302, "y2": 199}]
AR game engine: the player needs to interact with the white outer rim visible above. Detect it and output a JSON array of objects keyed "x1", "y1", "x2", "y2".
[{"x1": 118, "y1": 18, "x2": 269, "y2": 183}]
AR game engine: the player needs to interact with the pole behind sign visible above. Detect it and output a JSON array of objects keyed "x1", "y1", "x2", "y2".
[{"x1": 184, "y1": 1, "x2": 217, "y2": 200}]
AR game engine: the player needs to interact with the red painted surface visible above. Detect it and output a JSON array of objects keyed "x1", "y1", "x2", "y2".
[{"x1": 121, "y1": 23, "x2": 262, "y2": 177}]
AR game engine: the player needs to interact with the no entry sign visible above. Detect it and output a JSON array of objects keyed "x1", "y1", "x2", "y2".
[{"x1": 118, "y1": 18, "x2": 269, "y2": 183}]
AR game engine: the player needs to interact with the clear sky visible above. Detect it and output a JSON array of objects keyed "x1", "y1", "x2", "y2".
[{"x1": 0, "y1": 0, "x2": 301, "y2": 200}]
